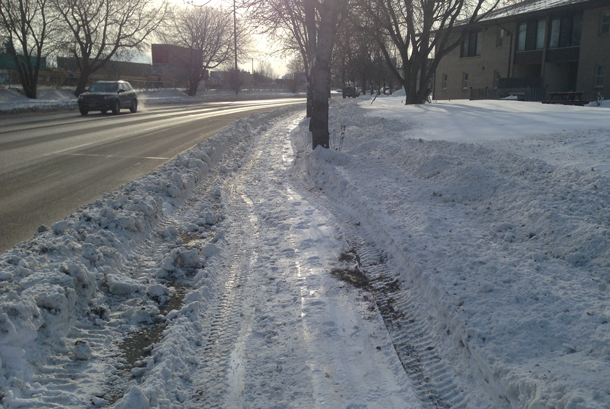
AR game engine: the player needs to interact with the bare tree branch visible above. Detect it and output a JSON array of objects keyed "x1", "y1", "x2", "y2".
[
  {"x1": 52, "y1": 0, "x2": 168, "y2": 95},
  {"x1": 156, "y1": 5, "x2": 233, "y2": 96},
  {"x1": 0, "y1": 0, "x2": 59, "y2": 98}
]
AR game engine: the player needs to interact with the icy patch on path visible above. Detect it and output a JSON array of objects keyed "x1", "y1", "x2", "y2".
[{"x1": 177, "y1": 113, "x2": 422, "y2": 408}]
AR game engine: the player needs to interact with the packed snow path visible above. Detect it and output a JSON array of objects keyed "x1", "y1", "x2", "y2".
[{"x1": 177, "y1": 113, "x2": 423, "y2": 408}]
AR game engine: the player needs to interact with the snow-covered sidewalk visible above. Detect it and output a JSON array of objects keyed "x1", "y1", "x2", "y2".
[{"x1": 0, "y1": 96, "x2": 609, "y2": 409}]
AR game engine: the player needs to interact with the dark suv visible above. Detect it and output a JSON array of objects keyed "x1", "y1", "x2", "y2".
[
  {"x1": 342, "y1": 86, "x2": 360, "y2": 98},
  {"x1": 78, "y1": 80, "x2": 138, "y2": 115}
]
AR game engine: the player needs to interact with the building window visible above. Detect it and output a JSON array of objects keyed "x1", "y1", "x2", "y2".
[
  {"x1": 595, "y1": 65, "x2": 605, "y2": 88},
  {"x1": 462, "y1": 72, "x2": 469, "y2": 89},
  {"x1": 517, "y1": 22, "x2": 527, "y2": 51},
  {"x1": 442, "y1": 73, "x2": 448, "y2": 90},
  {"x1": 600, "y1": 11, "x2": 610, "y2": 34},
  {"x1": 549, "y1": 18, "x2": 560, "y2": 47},
  {"x1": 536, "y1": 20, "x2": 546, "y2": 49},
  {"x1": 548, "y1": 14, "x2": 582, "y2": 48},
  {"x1": 461, "y1": 31, "x2": 482, "y2": 57},
  {"x1": 572, "y1": 14, "x2": 582, "y2": 45},
  {"x1": 518, "y1": 19, "x2": 549, "y2": 51},
  {"x1": 559, "y1": 16, "x2": 572, "y2": 47},
  {"x1": 496, "y1": 28, "x2": 505, "y2": 47}
]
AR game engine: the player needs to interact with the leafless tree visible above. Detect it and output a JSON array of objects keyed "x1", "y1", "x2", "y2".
[
  {"x1": 284, "y1": 55, "x2": 304, "y2": 92},
  {"x1": 158, "y1": 6, "x2": 233, "y2": 96},
  {"x1": 0, "y1": 0, "x2": 58, "y2": 98},
  {"x1": 219, "y1": 64, "x2": 248, "y2": 93},
  {"x1": 353, "y1": 0, "x2": 500, "y2": 104},
  {"x1": 243, "y1": 0, "x2": 317, "y2": 116},
  {"x1": 308, "y1": 0, "x2": 342, "y2": 149},
  {"x1": 52, "y1": 0, "x2": 168, "y2": 96},
  {"x1": 253, "y1": 60, "x2": 275, "y2": 83},
  {"x1": 332, "y1": 17, "x2": 379, "y2": 92},
  {"x1": 243, "y1": 0, "x2": 342, "y2": 148},
  {"x1": 287, "y1": 55, "x2": 305, "y2": 76}
]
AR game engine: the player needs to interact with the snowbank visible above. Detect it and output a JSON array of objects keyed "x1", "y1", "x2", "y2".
[
  {"x1": 289, "y1": 97, "x2": 610, "y2": 408},
  {"x1": 0, "y1": 104, "x2": 303, "y2": 408}
]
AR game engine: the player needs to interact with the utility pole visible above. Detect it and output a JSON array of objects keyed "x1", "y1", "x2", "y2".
[{"x1": 233, "y1": 0, "x2": 238, "y2": 95}]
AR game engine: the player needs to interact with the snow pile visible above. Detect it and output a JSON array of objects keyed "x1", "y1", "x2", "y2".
[
  {"x1": 0, "y1": 88, "x2": 29, "y2": 102},
  {"x1": 290, "y1": 98, "x2": 610, "y2": 408},
  {"x1": 0, "y1": 104, "x2": 302, "y2": 408},
  {"x1": 0, "y1": 87, "x2": 77, "y2": 112}
]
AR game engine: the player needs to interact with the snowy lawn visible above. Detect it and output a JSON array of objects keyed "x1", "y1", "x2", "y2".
[
  {"x1": 289, "y1": 95, "x2": 610, "y2": 408},
  {"x1": 0, "y1": 95, "x2": 609, "y2": 409}
]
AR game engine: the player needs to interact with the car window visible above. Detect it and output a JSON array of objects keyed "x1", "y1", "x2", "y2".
[
  {"x1": 89, "y1": 83, "x2": 118, "y2": 93},
  {"x1": 124, "y1": 83, "x2": 132, "y2": 91}
]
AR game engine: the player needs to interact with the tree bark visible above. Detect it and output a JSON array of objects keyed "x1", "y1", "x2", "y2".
[
  {"x1": 307, "y1": 84, "x2": 313, "y2": 118},
  {"x1": 310, "y1": 0, "x2": 340, "y2": 150},
  {"x1": 75, "y1": 71, "x2": 91, "y2": 96},
  {"x1": 305, "y1": 0, "x2": 316, "y2": 119}
]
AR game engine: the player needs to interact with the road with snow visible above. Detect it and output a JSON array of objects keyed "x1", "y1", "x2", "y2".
[{"x1": 0, "y1": 98, "x2": 304, "y2": 252}]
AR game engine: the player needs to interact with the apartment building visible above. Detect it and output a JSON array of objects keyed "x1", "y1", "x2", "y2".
[{"x1": 434, "y1": 0, "x2": 610, "y2": 101}]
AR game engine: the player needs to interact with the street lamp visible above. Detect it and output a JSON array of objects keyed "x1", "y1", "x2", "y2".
[{"x1": 233, "y1": 0, "x2": 238, "y2": 95}]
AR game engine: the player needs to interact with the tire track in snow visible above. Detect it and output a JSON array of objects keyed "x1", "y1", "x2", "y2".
[
  {"x1": 185, "y1": 150, "x2": 261, "y2": 409},
  {"x1": 289, "y1": 164, "x2": 500, "y2": 408}
]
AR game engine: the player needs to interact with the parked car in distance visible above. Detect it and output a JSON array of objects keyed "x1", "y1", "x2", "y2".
[
  {"x1": 78, "y1": 80, "x2": 138, "y2": 116},
  {"x1": 342, "y1": 87, "x2": 360, "y2": 98},
  {"x1": 336, "y1": 88, "x2": 342, "y2": 93}
]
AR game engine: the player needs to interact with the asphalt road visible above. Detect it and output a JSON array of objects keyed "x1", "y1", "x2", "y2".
[{"x1": 0, "y1": 98, "x2": 305, "y2": 253}]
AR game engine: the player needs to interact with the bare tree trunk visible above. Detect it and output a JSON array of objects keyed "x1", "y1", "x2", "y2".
[
  {"x1": 187, "y1": 62, "x2": 203, "y2": 96},
  {"x1": 311, "y1": 59, "x2": 331, "y2": 149},
  {"x1": 187, "y1": 80, "x2": 199, "y2": 96},
  {"x1": 75, "y1": 71, "x2": 90, "y2": 96},
  {"x1": 307, "y1": 84, "x2": 313, "y2": 117},
  {"x1": 305, "y1": 0, "x2": 316, "y2": 119},
  {"x1": 310, "y1": 0, "x2": 340, "y2": 150},
  {"x1": 12, "y1": 57, "x2": 39, "y2": 99}
]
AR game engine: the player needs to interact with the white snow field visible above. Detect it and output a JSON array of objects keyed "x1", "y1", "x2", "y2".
[{"x1": 0, "y1": 95, "x2": 609, "y2": 409}]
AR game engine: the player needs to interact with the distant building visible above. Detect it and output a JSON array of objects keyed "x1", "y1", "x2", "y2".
[
  {"x1": 434, "y1": 0, "x2": 610, "y2": 101},
  {"x1": 56, "y1": 57, "x2": 153, "y2": 77},
  {"x1": 0, "y1": 53, "x2": 47, "y2": 71},
  {"x1": 151, "y1": 44, "x2": 202, "y2": 67}
]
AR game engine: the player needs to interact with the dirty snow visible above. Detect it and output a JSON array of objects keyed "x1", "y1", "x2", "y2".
[{"x1": 0, "y1": 94, "x2": 609, "y2": 408}]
